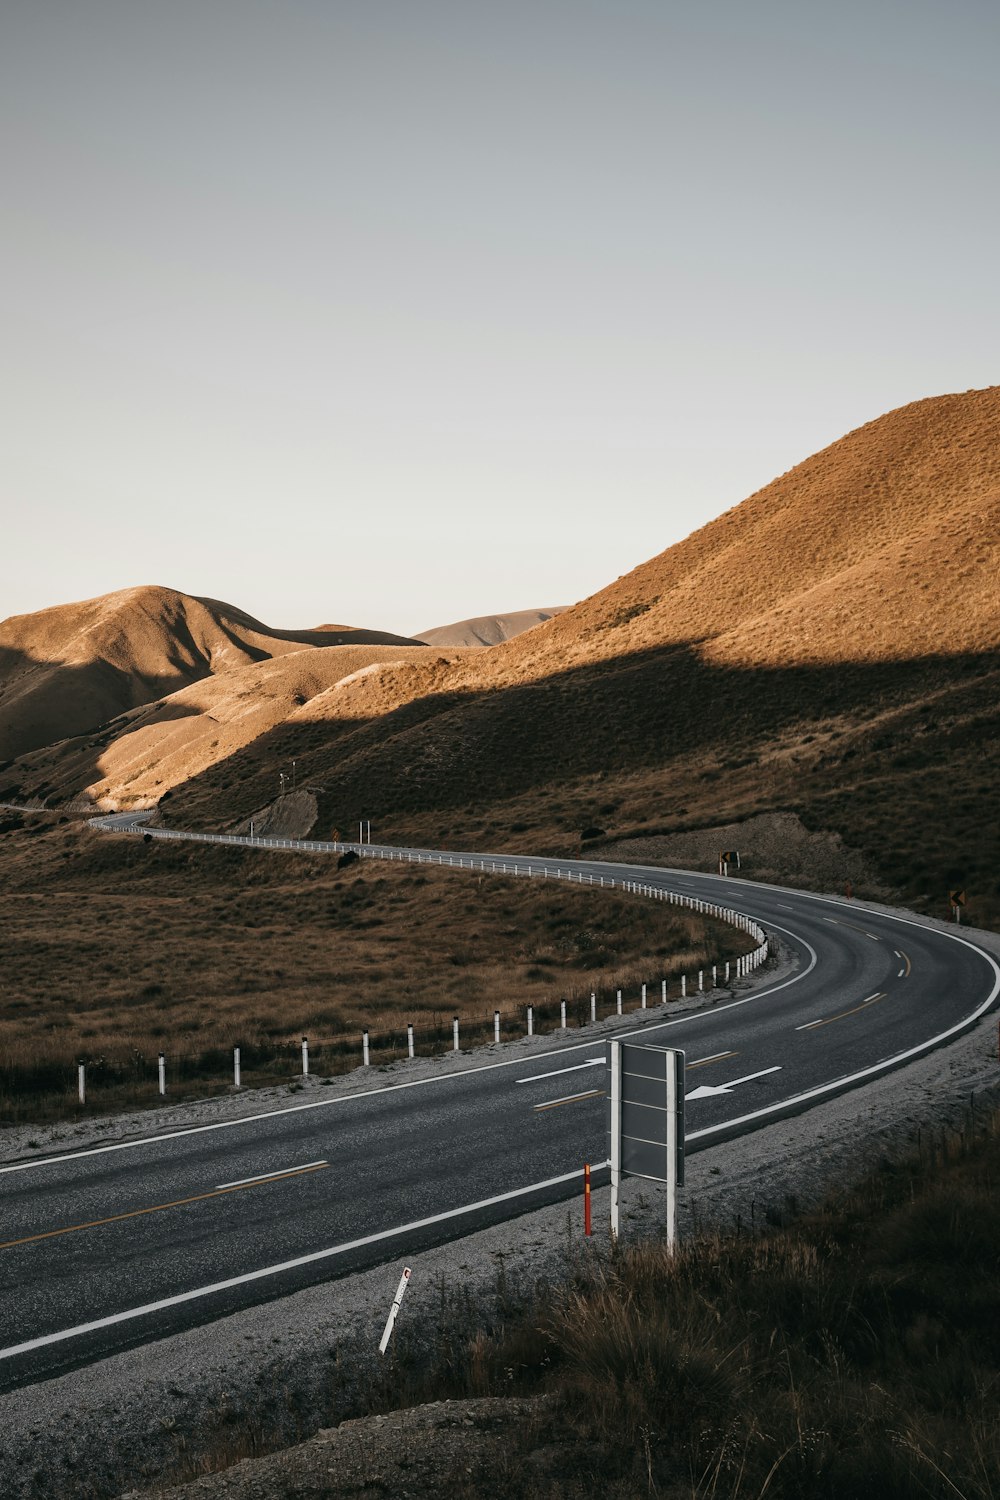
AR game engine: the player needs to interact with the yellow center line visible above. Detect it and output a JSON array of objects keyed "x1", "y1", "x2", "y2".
[
  {"x1": 797, "y1": 993, "x2": 886, "y2": 1032},
  {"x1": 687, "y1": 1051, "x2": 737, "y2": 1070},
  {"x1": 0, "y1": 1164, "x2": 329, "y2": 1253},
  {"x1": 534, "y1": 1089, "x2": 605, "y2": 1112}
]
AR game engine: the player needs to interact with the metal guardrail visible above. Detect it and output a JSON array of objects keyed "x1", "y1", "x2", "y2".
[{"x1": 95, "y1": 815, "x2": 770, "y2": 979}]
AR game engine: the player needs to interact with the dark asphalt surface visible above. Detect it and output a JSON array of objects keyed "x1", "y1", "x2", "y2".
[{"x1": 1, "y1": 827, "x2": 996, "y2": 1390}]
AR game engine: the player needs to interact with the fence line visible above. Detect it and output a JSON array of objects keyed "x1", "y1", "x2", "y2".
[{"x1": 32, "y1": 819, "x2": 771, "y2": 1110}]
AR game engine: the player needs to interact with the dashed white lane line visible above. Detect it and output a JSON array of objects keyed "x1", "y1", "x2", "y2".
[
  {"x1": 216, "y1": 1161, "x2": 327, "y2": 1190},
  {"x1": 516, "y1": 1060, "x2": 604, "y2": 1085},
  {"x1": 795, "y1": 993, "x2": 885, "y2": 1031}
]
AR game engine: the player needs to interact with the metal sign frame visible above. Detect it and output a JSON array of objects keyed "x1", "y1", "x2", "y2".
[{"x1": 607, "y1": 1040, "x2": 685, "y2": 1248}]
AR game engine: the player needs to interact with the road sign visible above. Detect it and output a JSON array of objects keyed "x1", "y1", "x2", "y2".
[
  {"x1": 607, "y1": 1041, "x2": 685, "y2": 1248},
  {"x1": 950, "y1": 889, "x2": 966, "y2": 906}
]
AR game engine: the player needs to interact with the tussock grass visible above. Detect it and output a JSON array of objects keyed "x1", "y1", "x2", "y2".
[
  {"x1": 0, "y1": 826, "x2": 752, "y2": 1123},
  {"x1": 412, "y1": 1107, "x2": 1000, "y2": 1498}
]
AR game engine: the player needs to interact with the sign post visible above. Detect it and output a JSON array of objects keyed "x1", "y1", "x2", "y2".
[{"x1": 607, "y1": 1041, "x2": 685, "y2": 1249}]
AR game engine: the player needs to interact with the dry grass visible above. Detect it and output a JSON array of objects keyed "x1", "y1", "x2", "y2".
[
  {"x1": 0, "y1": 822, "x2": 753, "y2": 1122},
  {"x1": 157, "y1": 1105, "x2": 1000, "y2": 1500},
  {"x1": 390, "y1": 1105, "x2": 1000, "y2": 1499}
]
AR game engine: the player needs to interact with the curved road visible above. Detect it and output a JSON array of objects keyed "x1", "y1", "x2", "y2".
[{"x1": 0, "y1": 823, "x2": 996, "y2": 1391}]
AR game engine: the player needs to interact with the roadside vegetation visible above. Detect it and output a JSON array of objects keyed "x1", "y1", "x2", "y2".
[
  {"x1": 151, "y1": 1100, "x2": 1000, "y2": 1499},
  {"x1": 0, "y1": 822, "x2": 753, "y2": 1123}
]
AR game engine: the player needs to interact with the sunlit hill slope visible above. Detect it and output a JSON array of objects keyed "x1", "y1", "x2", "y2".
[{"x1": 158, "y1": 387, "x2": 1000, "y2": 926}]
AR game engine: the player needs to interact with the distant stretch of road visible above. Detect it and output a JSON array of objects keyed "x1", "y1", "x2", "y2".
[{"x1": 0, "y1": 815, "x2": 996, "y2": 1392}]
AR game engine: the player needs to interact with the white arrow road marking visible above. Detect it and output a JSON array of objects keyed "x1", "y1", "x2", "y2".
[
  {"x1": 686, "y1": 1066, "x2": 781, "y2": 1100},
  {"x1": 516, "y1": 1059, "x2": 604, "y2": 1084}
]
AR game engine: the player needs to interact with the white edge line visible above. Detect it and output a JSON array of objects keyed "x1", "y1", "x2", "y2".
[
  {"x1": 0, "y1": 1166, "x2": 586, "y2": 1361},
  {"x1": 0, "y1": 930, "x2": 814, "y2": 1179},
  {"x1": 215, "y1": 1161, "x2": 327, "y2": 1190}
]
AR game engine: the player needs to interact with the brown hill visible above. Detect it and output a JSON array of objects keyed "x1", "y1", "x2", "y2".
[
  {"x1": 9, "y1": 643, "x2": 438, "y2": 808},
  {"x1": 0, "y1": 585, "x2": 418, "y2": 763},
  {"x1": 154, "y1": 386, "x2": 1000, "y2": 927},
  {"x1": 416, "y1": 608, "x2": 568, "y2": 648}
]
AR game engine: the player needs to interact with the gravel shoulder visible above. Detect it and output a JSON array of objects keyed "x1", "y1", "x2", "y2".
[{"x1": 0, "y1": 898, "x2": 996, "y2": 1500}]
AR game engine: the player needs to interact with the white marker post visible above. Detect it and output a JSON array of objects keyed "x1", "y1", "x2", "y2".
[
  {"x1": 560, "y1": 1000, "x2": 567, "y2": 1029},
  {"x1": 234, "y1": 1047, "x2": 241, "y2": 1088},
  {"x1": 591, "y1": 992, "x2": 597, "y2": 1023},
  {"x1": 616, "y1": 989, "x2": 623, "y2": 1015},
  {"x1": 407, "y1": 1024, "x2": 415, "y2": 1059},
  {"x1": 378, "y1": 1266, "x2": 412, "y2": 1355},
  {"x1": 494, "y1": 1010, "x2": 500, "y2": 1044},
  {"x1": 301, "y1": 1036, "x2": 309, "y2": 1076},
  {"x1": 363, "y1": 1030, "x2": 370, "y2": 1066},
  {"x1": 158, "y1": 1053, "x2": 166, "y2": 1096},
  {"x1": 661, "y1": 979, "x2": 667, "y2": 1004},
  {"x1": 453, "y1": 1016, "x2": 460, "y2": 1052},
  {"x1": 78, "y1": 1062, "x2": 85, "y2": 1105},
  {"x1": 641, "y1": 983, "x2": 647, "y2": 1010}
]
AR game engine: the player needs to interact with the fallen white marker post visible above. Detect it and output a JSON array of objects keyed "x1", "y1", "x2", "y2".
[{"x1": 379, "y1": 1266, "x2": 412, "y2": 1354}]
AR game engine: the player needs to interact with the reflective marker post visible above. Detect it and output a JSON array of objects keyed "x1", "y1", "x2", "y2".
[{"x1": 378, "y1": 1266, "x2": 412, "y2": 1355}]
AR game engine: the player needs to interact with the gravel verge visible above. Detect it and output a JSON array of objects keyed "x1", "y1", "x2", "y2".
[{"x1": 0, "y1": 899, "x2": 995, "y2": 1500}]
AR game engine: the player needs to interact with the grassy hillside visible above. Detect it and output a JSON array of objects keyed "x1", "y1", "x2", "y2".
[{"x1": 6, "y1": 389, "x2": 1000, "y2": 927}]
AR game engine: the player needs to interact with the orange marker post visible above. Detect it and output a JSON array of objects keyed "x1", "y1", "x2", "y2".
[{"x1": 584, "y1": 1163, "x2": 592, "y2": 1236}]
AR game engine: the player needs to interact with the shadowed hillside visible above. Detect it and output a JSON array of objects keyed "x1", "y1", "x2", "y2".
[{"x1": 0, "y1": 585, "x2": 418, "y2": 762}]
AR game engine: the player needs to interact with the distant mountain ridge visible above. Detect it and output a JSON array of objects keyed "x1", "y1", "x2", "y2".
[{"x1": 415, "y1": 608, "x2": 568, "y2": 648}]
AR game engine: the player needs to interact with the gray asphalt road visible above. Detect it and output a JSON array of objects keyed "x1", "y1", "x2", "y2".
[{"x1": 1, "y1": 824, "x2": 996, "y2": 1391}]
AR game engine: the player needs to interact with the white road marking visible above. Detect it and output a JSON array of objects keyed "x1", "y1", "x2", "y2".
[
  {"x1": 795, "y1": 993, "x2": 883, "y2": 1031},
  {"x1": 0, "y1": 1166, "x2": 589, "y2": 1361},
  {"x1": 688, "y1": 1051, "x2": 735, "y2": 1068},
  {"x1": 216, "y1": 1161, "x2": 327, "y2": 1190},
  {"x1": 515, "y1": 1059, "x2": 604, "y2": 1084},
  {"x1": 898, "y1": 968, "x2": 905, "y2": 978},
  {"x1": 686, "y1": 1066, "x2": 781, "y2": 1100}
]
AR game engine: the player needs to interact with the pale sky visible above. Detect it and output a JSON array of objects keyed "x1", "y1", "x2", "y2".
[{"x1": 2, "y1": 1, "x2": 997, "y2": 638}]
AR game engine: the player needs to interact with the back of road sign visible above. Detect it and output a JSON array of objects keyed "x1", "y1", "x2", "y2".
[{"x1": 606, "y1": 1041, "x2": 685, "y2": 1186}]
